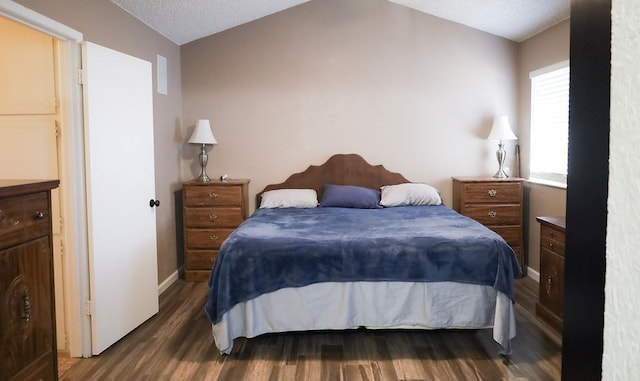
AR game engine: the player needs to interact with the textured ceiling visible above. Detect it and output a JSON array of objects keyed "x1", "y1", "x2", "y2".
[
  {"x1": 111, "y1": 0, "x2": 312, "y2": 45},
  {"x1": 111, "y1": 0, "x2": 570, "y2": 46},
  {"x1": 391, "y1": 0, "x2": 570, "y2": 42}
]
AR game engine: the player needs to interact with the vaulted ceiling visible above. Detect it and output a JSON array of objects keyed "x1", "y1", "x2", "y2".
[{"x1": 111, "y1": 0, "x2": 570, "y2": 46}]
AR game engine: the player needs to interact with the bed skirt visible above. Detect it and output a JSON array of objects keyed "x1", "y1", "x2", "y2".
[{"x1": 210, "y1": 281, "x2": 516, "y2": 355}]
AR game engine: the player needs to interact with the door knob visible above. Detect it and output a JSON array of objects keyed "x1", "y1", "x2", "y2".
[{"x1": 149, "y1": 199, "x2": 160, "y2": 207}]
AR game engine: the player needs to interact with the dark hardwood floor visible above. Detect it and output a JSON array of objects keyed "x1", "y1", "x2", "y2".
[{"x1": 59, "y1": 277, "x2": 561, "y2": 381}]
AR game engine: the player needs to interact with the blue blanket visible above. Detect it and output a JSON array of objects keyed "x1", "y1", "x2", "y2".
[{"x1": 205, "y1": 205, "x2": 522, "y2": 324}]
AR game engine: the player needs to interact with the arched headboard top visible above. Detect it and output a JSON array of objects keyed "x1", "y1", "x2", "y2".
[{"x1": 256, "y1": 154, "x2": 410, "y2": 208}]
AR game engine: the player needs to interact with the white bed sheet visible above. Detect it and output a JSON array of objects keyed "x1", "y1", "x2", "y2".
[{"x1": 211, "y1": 281, "x2": 516, "y2": 355}]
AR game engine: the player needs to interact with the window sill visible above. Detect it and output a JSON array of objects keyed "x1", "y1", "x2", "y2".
[{"x1": 526, "y1": 178, "x2": 567, "y2": 190}]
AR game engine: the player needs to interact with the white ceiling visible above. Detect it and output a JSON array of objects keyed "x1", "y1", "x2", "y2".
[{"x1": 111, "y1": 0, "x2": 570, "y2": 46}]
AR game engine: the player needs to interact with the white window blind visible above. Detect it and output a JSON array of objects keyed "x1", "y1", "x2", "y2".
[{"x1": 530, "y1": 61, "x2": 570, "y2": 186}]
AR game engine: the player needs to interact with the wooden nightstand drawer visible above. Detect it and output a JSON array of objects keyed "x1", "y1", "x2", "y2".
[
  {"x1": 488, "y1": 226, "x2": 523, "y2": 270},
  {"x1": 462, "y1": 182, "x2": 521, "y2": 203},
  {"x1": 488, "y1": 226, "x2": 522, "y2": 247},
  {"x1": 184, "y1": 271, "x2": 213, "y2": 282},
  {"x1": 461, "y1": 204, "x2": 521, "y2": 226},
  {"x1": 184, "y1": 207, "x2": 244, "y2": 228},
  {"x1": 185, "y1": 249, "x2": 218, "y2": 269},
  {"x1": 184, "y1": 185, "x2": 243, "y2": 207},
  {"x1": 185, "y1": 228, "x2": 234, "y2": 249}
]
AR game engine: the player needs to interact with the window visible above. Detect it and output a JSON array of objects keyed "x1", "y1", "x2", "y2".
[{"x1": 529, "y1": 61, "x2": 570, "y2": 186}]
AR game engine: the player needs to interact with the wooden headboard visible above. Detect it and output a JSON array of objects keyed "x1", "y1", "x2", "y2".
[{"x1": 256, "y1": 153, "x2": 410, "y2": 208}]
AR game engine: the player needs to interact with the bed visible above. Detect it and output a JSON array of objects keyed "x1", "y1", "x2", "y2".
[{"x1": 204, "y1": 154, "x2": 522, "y2": 355}]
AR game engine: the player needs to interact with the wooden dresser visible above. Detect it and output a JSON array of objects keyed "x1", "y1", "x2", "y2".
[
  {"x1": 0, "y1": 180, "x2": 59, "y2": 381},
  {"x1": 452, "y1": 177, "x2": 524, "y2": 272},
  {"x1": 183, "y1": 179, "x2": 249, "y2": 281},
  {"x1": 535, "y1": 216, "x2": 566, "y2": 333}
]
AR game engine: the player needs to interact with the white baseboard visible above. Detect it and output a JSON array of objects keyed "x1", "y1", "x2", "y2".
[
  {"x1": 158, "y1": 270, "x2": 179, "y2": 295},
  {"x1": 527, "y1": 267, "x2": 540, "y2": 283}
]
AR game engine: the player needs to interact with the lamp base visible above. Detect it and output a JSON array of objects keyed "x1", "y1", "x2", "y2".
[
  {"x1": 196, "y1": 143, "x2": 211, "y2": 182},
  {"x1": 493, "y1": 141, "x2": 509, "y2": 178},
  {"x1": 196, "y1": 173, "x2": 211, "y2": 182},
  {"x1": 493, "y1": 169, "x2": 509, "y2": 178}
]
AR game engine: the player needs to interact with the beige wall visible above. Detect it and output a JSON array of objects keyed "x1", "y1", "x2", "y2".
[
  {"x1": 15, "y1": 0, "x2": 183, "y2": 283},
  {"x1": 13, "y1": 0, "x2": 566, "y2": 282},
  {"x1": 181, "y1": 0, "x2": 518, "y2": 210},
  {"x1": 517, "y1": 20, "x2": 569, "y2": 275}
]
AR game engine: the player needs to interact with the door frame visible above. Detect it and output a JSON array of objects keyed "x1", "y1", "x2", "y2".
[{"x1": 0, "y1": 0, "x2": 91, "y2": 357}]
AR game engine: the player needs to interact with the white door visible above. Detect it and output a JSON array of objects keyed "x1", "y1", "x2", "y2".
[{"x1": 82, "y1": 41, "x2": 159, "y2": 355}]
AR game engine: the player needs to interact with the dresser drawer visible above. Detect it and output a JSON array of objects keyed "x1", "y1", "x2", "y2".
[
  {"x1": 184, "y1": 207, "x2": 244, "y2": 228},
  {"x1": 540, "y1": 234, "x2": 565, "y2": 257},
  {"x1": 184, "y1": 185, "x2": 243, "y2": 207},
  {"x1": 462, "y1": 182, "x2": 521, "y2": 203},
  {"x1": 540, "y1": 224, "x2": 565, "y2": 243},
  {"x1": 185, "y1": 228, "x2": 234, "y2": 249},
  {"x1": 185, "y1": 249, "x2": 218, "y2": 270},
  {"x1": 0, "y1": 192, "x2": 51, "y2": 249},
  {"x1": 462, "y1": 204, "x2": 521, "y2": 226}
]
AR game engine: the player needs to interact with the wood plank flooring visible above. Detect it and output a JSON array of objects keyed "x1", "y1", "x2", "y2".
[{"x1": 58, "y1": 277, "x2": 561, "y2": 381}]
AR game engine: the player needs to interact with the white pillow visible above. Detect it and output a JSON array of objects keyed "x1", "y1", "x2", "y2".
[
  {"x1": 259, "y1": 189, "x2": 318, "y2": 208},
  {"x1": 380, "y1": 183, "x2": 442, "y2": 207}
]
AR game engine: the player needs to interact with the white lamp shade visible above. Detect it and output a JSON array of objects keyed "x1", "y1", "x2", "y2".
[
  {"x1": 487, "y1": 115, "x2": 517, "y2": 141},
  {"x1": 188, "y1": 119, "x2": 218, "y2": 145}
]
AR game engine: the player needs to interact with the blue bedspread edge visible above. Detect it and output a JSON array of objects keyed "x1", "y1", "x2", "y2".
[{"x1": 205, "y1": 205, "x2": 522, "y2": 324}]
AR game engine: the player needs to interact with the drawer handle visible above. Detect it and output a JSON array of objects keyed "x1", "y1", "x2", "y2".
[
  {"x1": 210, "y1": 235, "x2": 219, "y2": 241},
  {"x1": 210, "y1": 257, "x2": 216, "y2": 264},
  {"x1": 35, "y1": 211, "x2": 45, "y2": 220},
  {"x1": 548, "y1": 242, "x2": 554, "y2": 249},
  {"x1": 22, "y1": 295, "x2": 31, "y2": 322},
  {"x1": 488, "y1": 189, "x2": 497, "y2": 197},
  {"x1": 488, "y1": 211, "x2": 497, "y2": 218},
  {"x1": 208, "y1": 214, "x2": 218, "y2": 221},
  {"x1": 546, "y1": 276, "x2": 553, "y2": 294},
  {"x1": 208, "y1": 192, "x2": 218, "y2": 199}
]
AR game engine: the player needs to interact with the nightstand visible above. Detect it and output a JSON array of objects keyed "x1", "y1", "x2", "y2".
[
  {"x1": 451, "y1": 176, "x2": 524, "y2": 272},
  {"x1": 535, "y1": 216, "x2": 565, "y2": 333},
  {"x1": 183, "y1": 179, "x2": 249, "y2": 281}
]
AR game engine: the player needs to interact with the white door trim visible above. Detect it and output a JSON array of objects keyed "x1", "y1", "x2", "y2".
[
  {"x1": 0, "y1": 0, "x2": 81, "y2": 41},
  {"x1": 0, "y1": 0, "x2": 91, "y2": 358}
]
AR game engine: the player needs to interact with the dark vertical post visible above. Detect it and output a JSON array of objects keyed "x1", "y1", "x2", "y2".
[{"x1": 563, "y1": 1, "x2": 611, "y2": 380}]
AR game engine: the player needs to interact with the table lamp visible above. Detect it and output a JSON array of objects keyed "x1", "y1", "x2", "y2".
[
  {"x1": 487, "y1": 115, "x2": 517, "y2": 178},
  {"x1": 188, "y1": 119, "x2": 217, "y2": 182}
]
